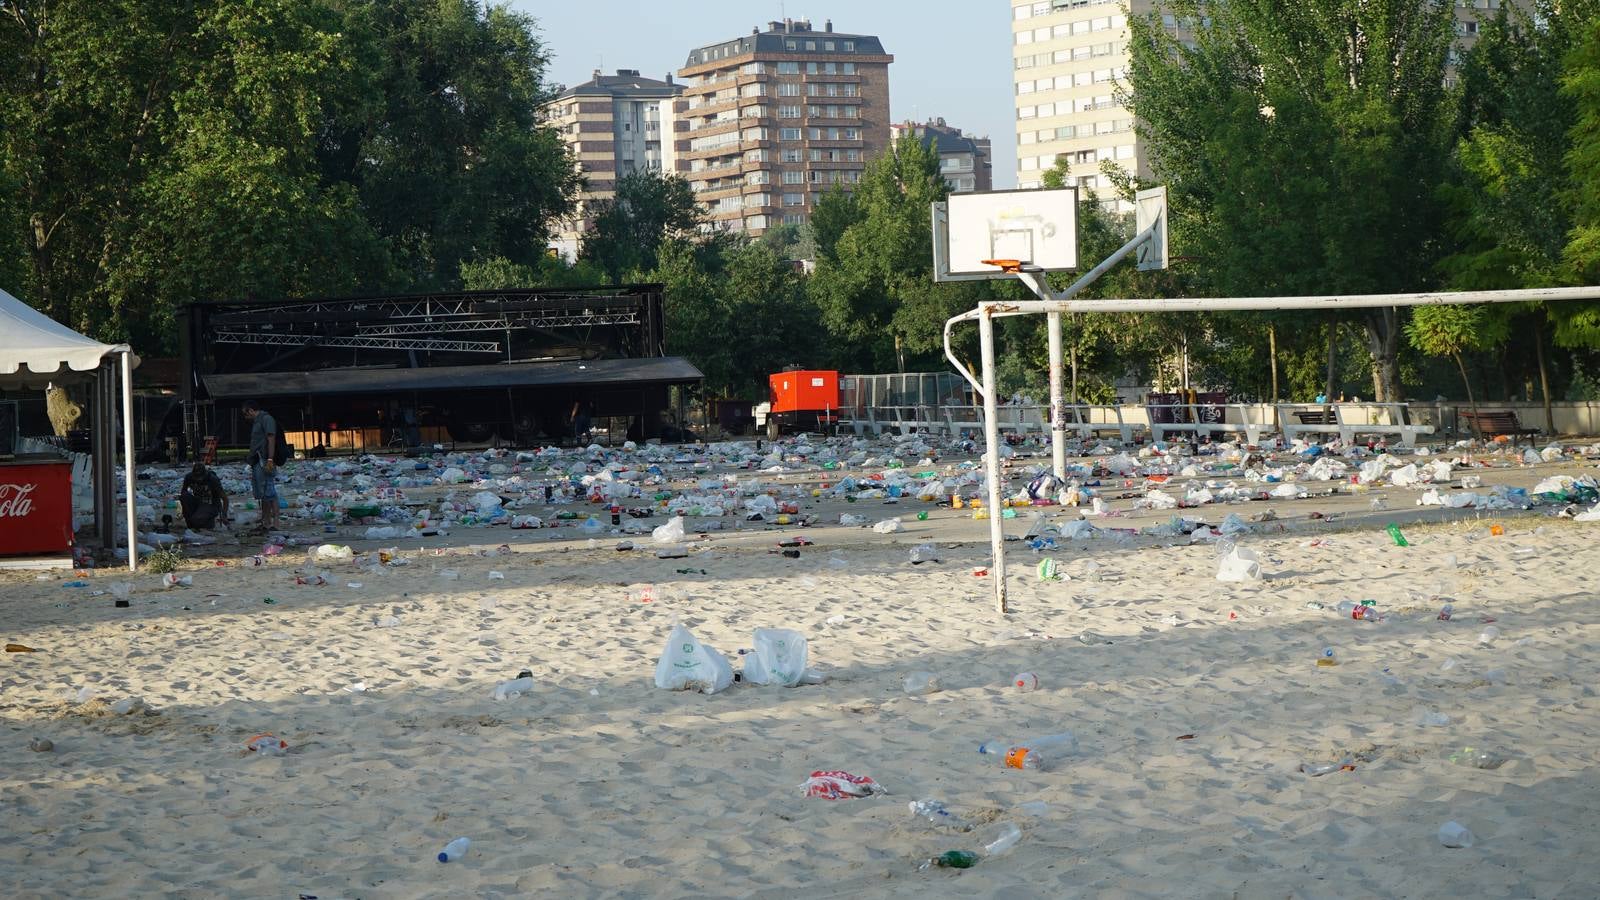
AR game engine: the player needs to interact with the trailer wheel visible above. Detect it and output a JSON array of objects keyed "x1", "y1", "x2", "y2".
[{"x1": 767, "y1": 417, "x2": 780, "y2": 440}]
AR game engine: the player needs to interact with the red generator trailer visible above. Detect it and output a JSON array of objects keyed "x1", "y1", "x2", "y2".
[{"x1": 767, "y1": 370, "x2": 839, "y2": 437}]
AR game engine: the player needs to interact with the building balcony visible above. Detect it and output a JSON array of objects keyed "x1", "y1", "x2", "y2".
[{"x1": 686, "y1": 117, "x2": 740, "y2": 135}]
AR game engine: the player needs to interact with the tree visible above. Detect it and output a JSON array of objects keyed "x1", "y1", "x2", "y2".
[
  {"x1": 651, "y1": 238, "x2": 822, "y2": 399},
  {"x1": 809, "y1": 137, "x2": 958, "y2": 371},
  {"x1": 1407, "y1": 304, "x2": 1510, "y2": 433},
  {"x1": 320, "y1": 0, "x2": 579, "y2": 290},
  {"x1": 1562, "y1": 13, "x2": 1600, "y2": 312},
  {"x1": 580, "y1": 168, "x2": 701, "y2": 283},
  {"x1": 0, "y1": 0, "x2": 578, "y2": 349},
  {"x1": 1125, "y1": 0, "x2": 1461, "y2": 402}
]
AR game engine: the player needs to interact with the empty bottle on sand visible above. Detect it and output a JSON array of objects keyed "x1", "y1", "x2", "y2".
[
  {"x1": 437, "y1": 837, "x2": 471, "y2": 863},
  {"x1": 978, "y1": 732, "x2": 1078, "y2": 770},
  {"x1": 909, "y1": 799, "x2": 972, "y2": 831}
]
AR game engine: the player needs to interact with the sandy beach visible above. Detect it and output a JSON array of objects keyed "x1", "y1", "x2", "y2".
[{"x1": 4, "y1": 439, "x2": 1600, "y2": 898}]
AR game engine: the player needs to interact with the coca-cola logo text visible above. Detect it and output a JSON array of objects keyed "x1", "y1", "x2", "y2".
[{"x1": 0, "y1": 483, "x2": 37, "y2": 518}]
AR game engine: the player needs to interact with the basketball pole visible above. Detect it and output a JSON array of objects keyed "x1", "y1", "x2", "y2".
[
  {"x1": 978, "y1": 308, "x2": 1007, "y2": 614},
  {"x1": 1047, "y1": 310, "x2": 1066, "y2": 481}
]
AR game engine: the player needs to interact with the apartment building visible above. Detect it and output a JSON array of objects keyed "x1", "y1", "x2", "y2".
[
  {"x1": 672, "y1": 18, "x2": 893, "y2": 234},
  {"x1": 544, "y1": 69, "x2": 682, "y2": 259},
  {"x1": 1010, "y1": 0, "x2": 1514, "y2": 204},
  {"x1": 891, "y1": 118, "x2": 994, "y2": 194}
]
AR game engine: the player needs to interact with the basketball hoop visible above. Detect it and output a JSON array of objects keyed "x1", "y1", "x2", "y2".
[{"x1": 981, "y1": 259, "x2": 1030, "y2": 273}]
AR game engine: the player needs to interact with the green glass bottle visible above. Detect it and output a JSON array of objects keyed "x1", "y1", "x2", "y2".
[
  {"x1": 1385, "y1": 523, "x2": 1408, "y2": 547},
  {"x1": 931, "y1": 850, "x2": 979, "y2": 869}
]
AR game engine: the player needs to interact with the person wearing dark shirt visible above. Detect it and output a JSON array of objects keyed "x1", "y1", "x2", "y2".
[{"x1": 180, "y1": 463, "x2": 230, "y2": 530}]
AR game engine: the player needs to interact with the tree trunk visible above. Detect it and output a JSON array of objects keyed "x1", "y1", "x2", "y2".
[
  {"x1": 1533, "y1": 319, "x2": 1554, "y2": 435},
  {"x1": 1069, "y1": 341, "x2": 1079, "y2": 405},
  {"x1": 1362, "y1": 307, "x2": 1402, "y2": 403},
  {"x1": 1269, "y1": 322, "x2": 1280, "y2": 431},
  {"x1": 1456, "y1": 353, "x2": 1481, "y2": 440},
  {"x1": 1323, "y1": 323, "x2": 1338, "y2": 403}
]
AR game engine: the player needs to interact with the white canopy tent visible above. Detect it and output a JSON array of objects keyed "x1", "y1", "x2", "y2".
[{"x1": 0, "y1": 287, "x2": 139, "y2": 570}]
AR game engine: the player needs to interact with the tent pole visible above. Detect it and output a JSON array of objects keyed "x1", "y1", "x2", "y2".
[{"x1": 122, "y1": 350, "x2": 137, "y2": 571}]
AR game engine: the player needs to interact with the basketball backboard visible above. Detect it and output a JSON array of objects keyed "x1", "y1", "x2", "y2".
[
  {"x1": 1135, "y1": 186, "x2": 1168, "y2": 271},
  {"x1": 933, "y1": 187, "x2": 1078, "y2": 282}
]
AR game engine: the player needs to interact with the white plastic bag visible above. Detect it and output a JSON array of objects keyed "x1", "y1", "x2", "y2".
[
  {"x1": 742, "y1": 628, "x2": 809, "y2": 687},
  {"x1": 1216, "y1": 546, "x2": 1263, "y2": 582},
  {"x1": 653, "y1": 624, "x2": 734, "y2": 694},
  {"x1": 312, "y1": 544, "x2": 355, "y2": 564},
  {"x1": 652, "y1": 515, "x2": 686, "y2": 543},
  {"x1": 872, "y1": 517, "x2": 903, "y2": 534}
]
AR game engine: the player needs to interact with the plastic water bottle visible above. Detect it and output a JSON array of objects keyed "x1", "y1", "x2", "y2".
[
  {"x1": 491, "y1": 676, "x2": 535, "y2": 701},
  {"x1": 978, "y1": 732, "x2": 1078, "y2": 770},
  {"x1": 909, "y1": 799, "x2": 971, "y2": 831},
  {"x1": 1012, "y1": 672, "x2": 1039, "y2": 692},
  {"x1": 437, "y1": 836, "x2": 471, "y2": 862},
  {"x1": 1438, "y1": 821, "x2": 1474, "y2": 848},
  {"x1": 983, "y1": 823, "x2": 1022, "y2": 857},
  {"x1": 903, "y1": 672, "x2": 941, "y2": 695}
]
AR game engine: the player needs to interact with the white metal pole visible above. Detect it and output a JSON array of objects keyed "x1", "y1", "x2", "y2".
[
  {"x1": 120, "y1": 350, "x2": 138, "y2": 571},
  {"x1": 1047, "y1": 310, "x2": 1066, "y2": 481},
  {"x1": 978, "y1": 309, "x2": 1007, "y2": 614}
]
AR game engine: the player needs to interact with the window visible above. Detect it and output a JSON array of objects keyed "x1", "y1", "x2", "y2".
[
  {"x1": 844, "y1": 84, "x2": 858, "y2": 96},
  {"x1": 1036, "y1": 102, "x2": 1054, "y2": 116},
  {"x1": 846, "y1": 149, "x2": 861, "y2": 161},
  {"x1": 1017, "y1": 81, "x2": 1035, "y2": 95},
  {"x1": 779, "y1": 105, "x2": 801, "y2": 118},
  {"x1": 782, "y1": 170, "x2": 804, "y2": 184},
  {"x1": 843, "y1": 62, "x2": 855, "y2": 74},
  {"x1": 782, "y1": 148, "x2": 802, "y2": 162},
  {"x1": 1016, "y1": 30, "x2": 1034, "y2": 45},
  {"x1": 746, "y1": 171, "x2": 770, "y2": 185},
  {"x1": 844, "y1": 128, "x2": 859, "y2": 140},
  {"x1": 824, "y1": 41, "x2": 834, "y2": 51},
  {"x1": 823, "y1": 62, "x2": 837, "y2": 74},
  {"x1": 844, "y1": 106, "x2": 857, "y2": 118},
  {"x1": 806, "y1": 40, "x2": 816, "y2": 50},
  {"x1": 806, "y1": 62, "x2": 818, "y2": 74},
  {"x1": 780, "y1": 127, "x2": 801, "y2": 141},
  {"x1": 777, "y1": 62, "x2": 799, "y2": 74},
  {"x1": 1020, "y1": 130, "x2": 1038, "y2": 145},
  {"x1": 783, "y1": 192, "x2": 805, "y2": 206},
  {"x1": 1016, "y1": 54, "x2": 1036, "y2": 69},
  {"x1": 842, "y1": 40, "x2": 854, "y2": 51},
  {"x1": 1018, "y1": 105, "x2": 1036, "y2": 119},
  {"x1": 808, "y1": 105, "x2": 823, "y2": 117},
  {"x1": 807, "y1": 127, "x2": 822, "y2": 139},
  {"x1": 809, "y1": 170, "x2": 825, "y2": 183},
  {"x1": 777, "y1": 82, "x2": 800, "y2": 96},
  {"x1": 784, "y1": 213, "x2": 806, "y2": 225},
  {"x1": 786, "y1": 39, "x2": 798, "y2": 50},
  {"x1": 809, "y1": 149, "x2": 823, "y2": 161}
]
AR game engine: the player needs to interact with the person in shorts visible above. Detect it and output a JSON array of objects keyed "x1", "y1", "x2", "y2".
[{"x1": 242, "y1": 399, "x2": 280, "y2": 532}]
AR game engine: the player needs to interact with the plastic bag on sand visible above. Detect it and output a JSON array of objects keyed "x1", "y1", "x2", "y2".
[
  {"x1": 800, "y1": 770, "x2": 886, "y2": 800},
  {"x1": 653, "y1": 623, "x2": 733, "y2": 694},
  {"x1": 909, "y1": 543, "x2": 939, "y2": 564},
  {"x1": 1216, "y1": 546, "x2": 1263, "y2": 582},
  {"x1": 313, "y1": 544, "x2": 354, "y2": 564},
  {"x1": 652, "y1": 515, "x2": 686, "y2": 544},
  {"x1": 363, "y1": 526, "x2": 399, "y2": 541},
  {"x1": 873, "y1": 517, "x2": 903, "y2": 534},
  {"x1": 1575, "y1": 504, "x2": 1600, "y2": 522},
  {"x1": 742, "y1": 628, "x2": 809, "y2": 687},
  {"x1": 1391, "y1": 464, "x2": 1420, "y2": 486}
]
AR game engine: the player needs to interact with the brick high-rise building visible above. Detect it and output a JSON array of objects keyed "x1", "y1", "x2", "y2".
[
  {"x1": 671, "y1": 18, "x2": 893, "y2": 234},
  {"x1": 1010, "y1": 0, "x2": 1516, "y2": 207},
  {"x1": 891, "y1": 118, "x2": 994, "y2": 194},
  {"x1": 544, "y1": 69, "x2": 682, "y2": 260}
]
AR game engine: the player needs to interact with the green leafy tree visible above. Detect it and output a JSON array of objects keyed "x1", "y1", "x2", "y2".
[
  {"x1": 1126, "y1": 0, "x2": 1461, "y2": 402},
  {"x1": 1407, "y1": 304, "x2": 1510, "y2": 432},
  {"x1": 580, "y1": 168, "x2": 701, "y2": 283},
  {"x1": 809, "y1": 137, "x2": 964, "y2": 372},
  {"x1": 1562, "y1": 13, "x2": 1600, "y2": 316}
]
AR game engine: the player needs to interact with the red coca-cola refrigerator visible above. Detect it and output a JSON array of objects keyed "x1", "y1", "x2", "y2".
[{"x1": 0, "y1": 456, "x2": 74, "y2": 556}]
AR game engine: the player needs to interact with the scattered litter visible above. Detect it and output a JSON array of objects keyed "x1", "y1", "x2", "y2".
[
  {"x1": 653, "y1": 623, "x2": 733, "y2": 694},
  {"x1": 800, "y1": 770, "x2": 886, "y2": 800}
]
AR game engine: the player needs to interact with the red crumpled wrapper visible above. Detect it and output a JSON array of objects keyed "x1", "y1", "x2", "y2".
[{"x1": 799, "y1": 770, "x2": 886, "y2": 800}]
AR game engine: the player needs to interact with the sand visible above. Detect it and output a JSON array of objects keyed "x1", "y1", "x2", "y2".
[{"x1": 3, "y1": 449, "x2": 1600, "y2": 898}]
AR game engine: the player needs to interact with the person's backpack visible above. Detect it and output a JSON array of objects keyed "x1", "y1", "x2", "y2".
[{"x1": 272, "y1": 438, "x2": 291, "y2": 466}]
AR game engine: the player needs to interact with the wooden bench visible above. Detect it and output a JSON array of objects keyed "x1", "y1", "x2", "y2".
[{"x1": 1459, "y1": 409, "x2": 1540, "y2": 445}]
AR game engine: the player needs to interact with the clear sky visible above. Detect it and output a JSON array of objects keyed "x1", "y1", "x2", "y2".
[{"x1": 513, "y1": 0, "x2": 1019, "y2": 187}]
